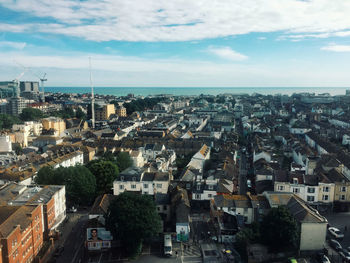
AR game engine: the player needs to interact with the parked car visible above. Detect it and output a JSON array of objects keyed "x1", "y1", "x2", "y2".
[
  {"x1": 328, "y1": 227, "x2": 344, "y2": 239},
  {"x1": 340, "y1": 248, "x2": 350, "y2": 261},
  {"x1": 329, "y1": 239, "x2": 342, "y2": 251}
]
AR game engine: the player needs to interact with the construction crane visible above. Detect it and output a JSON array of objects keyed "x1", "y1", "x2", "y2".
[
  {"x1": 14, "y1": 60, "x2": 47, "y2": 102},
  {"x1": 13, "y1": 68, "x2": 27, "y2": 97}
]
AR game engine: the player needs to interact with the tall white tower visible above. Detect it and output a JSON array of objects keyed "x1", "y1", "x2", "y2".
[{"x1": 89, "y1": 57, "x2": 95, "y2": 129}]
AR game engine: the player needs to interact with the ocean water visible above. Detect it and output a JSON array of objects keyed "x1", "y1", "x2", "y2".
[{"x1": 45, "y1": 87, "x2": 349, "y2": 97}]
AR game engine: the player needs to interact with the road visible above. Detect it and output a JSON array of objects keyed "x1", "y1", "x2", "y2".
[{"x1": 52, "y1": 212, "x2": 88, "y2": 263}]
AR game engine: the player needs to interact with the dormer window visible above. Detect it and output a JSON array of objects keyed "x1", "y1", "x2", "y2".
[
  {"x1": 120, "y1": 176, "x2": 124, "y2": 181},
  {"x1": 293, "y1": 178, "x2": 298, "y2": 184},
  {"x1": 208, "y1": 185, "x2": 214, "y2": 190},
  {"x1": 197, "y1": 185, "x2": 201, "y2": 191},
  {"x1": 132, "y1": 177, "x2": 136, "y2": 181}
]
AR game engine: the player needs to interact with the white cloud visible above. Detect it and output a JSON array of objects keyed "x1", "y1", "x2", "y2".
[
  {"x1": 207, "y1": 46, "x2": 247, "y2": 61},
  {"x1": 321, "y1": 44, "x2": 350, "y2": 52},
  {"x1": 1, "y1": 0, "x2": 350, "y2": 41},
  {"x1": 1, "y1": 50, "x2": 349, "y2": 88},
  {"x1": 0, "y1": 41, "x2": 26, "y2": 49}
]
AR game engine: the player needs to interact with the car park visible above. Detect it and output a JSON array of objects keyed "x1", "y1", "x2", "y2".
[
  {"x1": 328, "y1": 227, "x2": 344, "y2": 239},
  {"x1": 329, "y1": 239, "x2": 342, "y2": 251}
]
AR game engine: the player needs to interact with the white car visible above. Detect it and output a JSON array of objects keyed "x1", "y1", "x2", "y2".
[{"x1": 328, "y1": 227, "x2": 344, "y2": 239}]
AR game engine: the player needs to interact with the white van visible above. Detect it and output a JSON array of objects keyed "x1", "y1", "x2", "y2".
[{"x1": 164, "y1": 234, "x2": 172, "y2": 257}]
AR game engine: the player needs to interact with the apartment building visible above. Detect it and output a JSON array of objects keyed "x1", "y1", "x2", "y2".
[
  {"x1": 113, "y1": 167, "x2": 170, "y2": 196},
  {"x1": 116, "y1": 106, "x2": 127, "y2": 117},
  {"x1": 0, "y1": 204, "x2": 44, "y2": 263},
  {"x1": 95, "y1": 104, "x2": 115, "y2": 121},
  {"x1": 42, "y1": 117, "x2": 66, "y2": 136},
  {"x1": 0, "y1": 183, "x2": 66, "y2": 240}
]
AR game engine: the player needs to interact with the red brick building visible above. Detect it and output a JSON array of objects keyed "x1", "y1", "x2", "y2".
[{"x1": 0, "y1": 205, "x2": 43, "y2": 263}]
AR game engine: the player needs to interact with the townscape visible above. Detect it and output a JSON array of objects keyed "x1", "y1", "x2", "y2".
[{"x1": 1, "y1": 81, "x2": 350, "y2": 263}]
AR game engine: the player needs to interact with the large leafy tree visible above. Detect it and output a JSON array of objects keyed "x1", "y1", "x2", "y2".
[
  {"x1": 0, "y1": 114, "x2": 21, "y2": 129},
  {"x1": 20, "y1": 108, "x2": 44, "y2": 121},
  {"x1": 35, "y1": 165, "x2": 96, "y2": 206},
  {"x1": 116, "y1": 152, "x2": 133, "y2": 172},
  {"x1": 260, "y1": 206, "x2": 300, "y2": 252},
  {"x1": 106, "y1": 192, "x2": 162, "y2": 255},
  {"x1": 86, "y1": 159, "x2": 119, "y2": 195}
]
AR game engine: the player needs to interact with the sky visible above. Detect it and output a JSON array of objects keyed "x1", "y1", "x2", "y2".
[{"x1": 1, "y1": 0, "x2": 350, "y2": 87}]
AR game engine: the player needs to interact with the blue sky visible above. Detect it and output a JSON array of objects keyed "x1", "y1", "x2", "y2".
[{"x1": 1, "y1": 0, "x2": 350, "y2": 87}]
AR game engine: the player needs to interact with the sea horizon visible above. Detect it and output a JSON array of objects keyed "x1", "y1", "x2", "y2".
[{"x1": 45, "y1": 86, "x2": 350, "y2": 97}]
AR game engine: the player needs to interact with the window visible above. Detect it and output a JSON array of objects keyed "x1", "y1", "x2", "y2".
[
  {"x1": 144, "y1": 184, "x2": 148, "y2": 188},
  {"x1": 307, "y1": 196, "x2": 315, "y2": 202},
  {"x1": 307, "y1": 187, "x2": 315, "y2": 193},
  {"x1": 341, "y1": 186, "x2": 347, "y2": 192},
  {"x1": 197, "y1": 185, "x2": 201, "y2": 191},
  {"x1": 156, "y1": 183, "x2": 162, "y2": 188},
  {"x1": 293, "y1": 178, "x2": 298, "y2": 184},
  {"x1": 131, "y1": 184, "x2": 136, "y2": 189},
  {"x1": 208, "y1": 194, "x2": 212, "y2": 198},
  {"x1": 341, "y1": 195, "x2": 346, "y2": 201},
  {"x1": 293, "y1": 188, "x2": 299, "y2": 193},
  {"x1": 119, "y1": 185, "x2": 124, "y2": 190},
  {"x1": 278, "y1": 185, "x2": 284, "y2": 191},
  {"x1": 322, "y1": 195, "x2": 329, "y2": 201},
  {"x1": 323, "y1": 186, "x2": 329, "y2": 192},
  {"x1": 195, "y1": 194, "x2": 201, "y2": 199},
  {"x1": 208, "y1": 185, "x2": 214, "y2": 190},
  {"x1": 120, "y1": 176, "x2": 124, "y2": 181},
  {"x1": 132, "y1": 177, "x2": 136, "y2": 181}
]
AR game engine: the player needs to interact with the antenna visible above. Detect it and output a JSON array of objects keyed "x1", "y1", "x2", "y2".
[{"x1": 89, "y1": 57, "x2": 95, "y2": 129}]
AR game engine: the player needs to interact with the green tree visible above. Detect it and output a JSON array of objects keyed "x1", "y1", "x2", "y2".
[
  {"x1": 35, "y1": 165, "x2": 96, "y2": 206},
  {"x1": 260, "y1": 206, "x2": 300, "y2": 252},
  {"x1": 106, "y1": 192, "x2": 161, "y2": 255},
  {"x1": 64, "y1": 165, "x2": 96, "y2": 205},
  {"x1": 0, "y1": 114, "x2": 21, "y2": 129},
  {"x1": 75, "y1": 107, "x2": 86, "y2": 120},
  {"x1": 86, "y1": 159, "x2": 119, "y2": 195},
  {"x1": 101, "y1": 151, "x2": 116, "y2": 162},
  {"x1": 20, "y1": 108, "x2": 44, "y2": 121},
  {"x1": 14, "y1": 144, "x2": 23, "y2": 155},
  {"x1": 116, "y1": 152, "x2": 133, "y2": 172}
]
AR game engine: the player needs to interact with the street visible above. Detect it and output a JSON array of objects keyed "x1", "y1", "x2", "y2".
[{"x1": 50, "y1": 211, "x2": 89, "y2": 263}]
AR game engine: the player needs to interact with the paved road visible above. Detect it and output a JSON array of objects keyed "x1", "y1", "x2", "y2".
[
  {"x1": 239, "y1": 151, "x2": 247, "y2": 195},
  {"x1": 53, "y1": 212, "x2": 88, "y2": 263}
]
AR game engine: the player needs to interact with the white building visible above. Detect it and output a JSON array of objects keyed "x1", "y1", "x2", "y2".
[{"x1": 0, "y1": 135, "x2": 12, "y2": 152}]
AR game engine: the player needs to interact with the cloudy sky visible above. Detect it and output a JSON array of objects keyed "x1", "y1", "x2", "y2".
[{"x1": 1, "y1": 0, "x2": 350, "y2": 87}]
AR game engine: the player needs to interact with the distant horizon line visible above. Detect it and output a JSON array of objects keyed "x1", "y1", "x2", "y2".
[{"x1": 46, "y1": 86, "x2": 350, "y2": 88}]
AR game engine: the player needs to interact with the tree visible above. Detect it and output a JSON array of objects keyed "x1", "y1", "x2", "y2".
[
  {"x1": 20, "y1": 108, "x2": 44, "y2": 121},
  {"x1": 35, "y1": 165, "x2": 96, "y2": 206},
  {"x1": 75, "y1": 107, "x2": 86, "y2": 120},
  {"x1": 14, "y1": 144, "x2": 23, "y2": 155},
  {"x1": 106, "y1": 192, "x2": 161, "y2": 255},
  {"x1": 260, "y1": 206, "x2": 300, "y2": 252},
  {"x1": 86, "y1": 160, "x2": 119, "y2": 195},
  {"x1": 116, "y1": 152, "x2": 133, "y2": 172},
  {"x1": 101, "y1": 151, "x2": 116, "y2": 162},
  {"x1": 0, "y1": 114, "x2": 21, "y2": 129}
]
